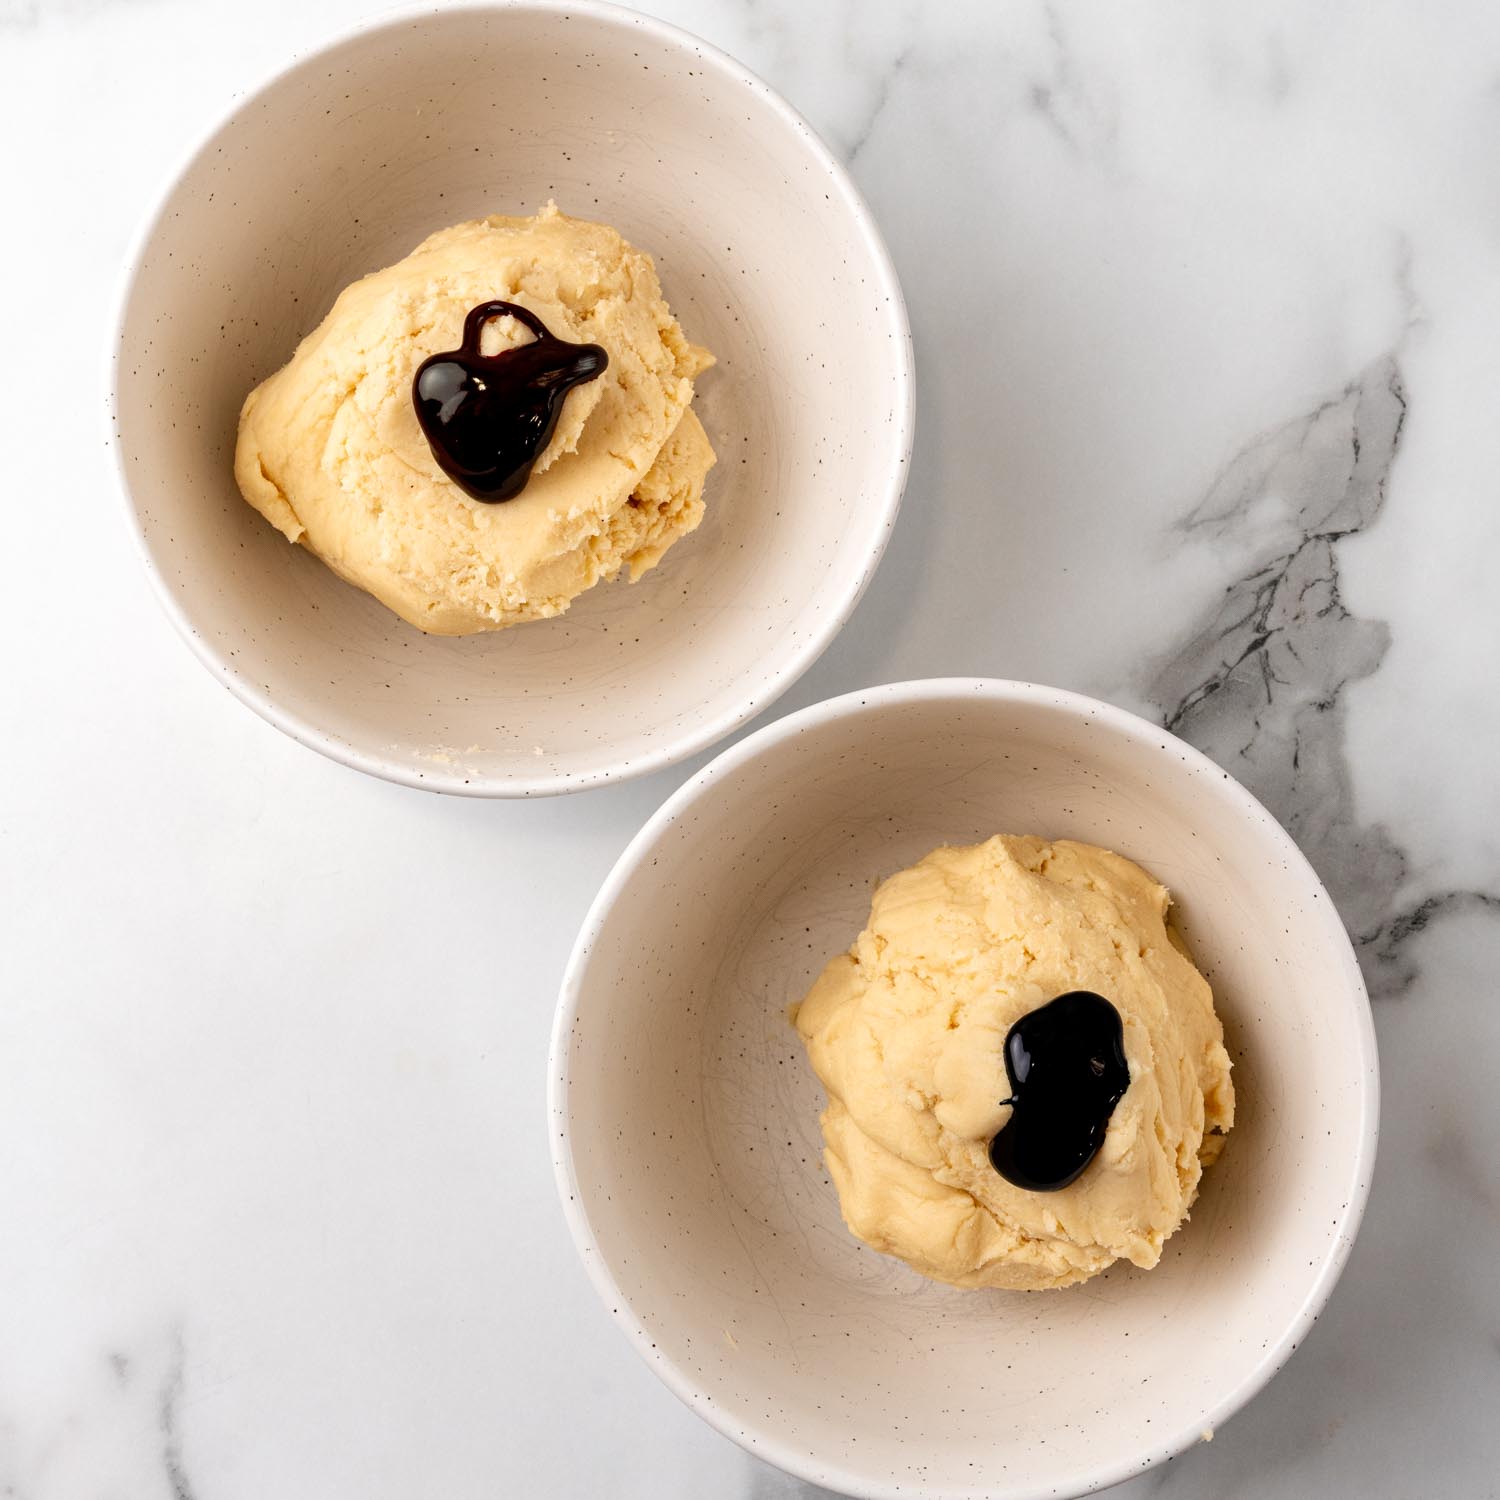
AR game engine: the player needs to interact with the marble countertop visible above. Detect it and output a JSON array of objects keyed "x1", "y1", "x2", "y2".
[{"x1": 5, "y1": 0, "x2": 1499, "y2": 1495}]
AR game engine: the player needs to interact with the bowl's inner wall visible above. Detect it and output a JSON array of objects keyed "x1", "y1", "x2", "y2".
[
  {"x1": 116, "y1": 9, "x2": 906, "y2": 785},
  {"x1": 562, "y1": 693, "x2": 1371, "y2": 1489}
]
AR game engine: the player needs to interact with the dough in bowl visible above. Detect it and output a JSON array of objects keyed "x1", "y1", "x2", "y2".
[
  {"x1": 792, "y1": 835, "x2": 1234, "y2": 1290},
  {"x1": 234, "y1": 205, "x2": 715, "y2": 634}
]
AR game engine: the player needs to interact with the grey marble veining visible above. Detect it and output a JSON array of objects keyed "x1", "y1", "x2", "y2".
[
  {"x1": 1143, "y1": 355, "x2": 1500, "y2": 998},
  {"x1": 159, "y1": 1329, "x2": 196, "y2": 1500},
  {"x1": 1024, "y1": 3, "x2": 1118, "y2": 159},
  {"x1": 1146, "y1": 356, "x2": 1410, "y2": 989}
]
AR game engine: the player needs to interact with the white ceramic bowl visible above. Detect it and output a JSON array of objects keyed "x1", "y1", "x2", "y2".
[
  {"x1": 111, "y1": 2, "x2": 912, "y2": 796},
  {"x1": 551, "y1": 679, "x2": 1378, "y2": 1499}
]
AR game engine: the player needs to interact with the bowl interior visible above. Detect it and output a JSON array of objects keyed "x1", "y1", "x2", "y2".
[
  {"x1": 557, "y1": 686, "x2": 1375, "y2": 1498},
  {"x1": 114, "y1": 5, "x2": 908, "y2": 792}
]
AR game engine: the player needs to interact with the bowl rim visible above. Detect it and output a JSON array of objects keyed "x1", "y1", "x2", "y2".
[
  {"x1": 107, "y1": 0, "x2": 915, "y2": 799},
  {"x1": 549, "y1": 675, "x2": 1381, "y2": 1500}
]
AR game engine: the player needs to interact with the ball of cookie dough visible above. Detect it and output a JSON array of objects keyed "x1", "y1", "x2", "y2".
[
  {"x1": 792, "y1": 835, "x2": 1234, "y2": 1291},
  {"x1": 234, "y1": 205, "x2": 715, "y2": 635}
]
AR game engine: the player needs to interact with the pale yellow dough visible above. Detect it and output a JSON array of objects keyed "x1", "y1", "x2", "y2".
[
  {"x1": 234, "y1": 206, "x2": 715, "y2": 634},
  {"x1": 792, "y1": 836, "x2": 1234, "y2": 1291}
]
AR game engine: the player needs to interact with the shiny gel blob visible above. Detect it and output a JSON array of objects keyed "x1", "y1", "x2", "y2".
[
  {"x1": 412, "y1": 300, "x2": 608, "y2": 503},
  {"x1": 987, "y1": 991, "x2": 1131, "y2": 1192}
]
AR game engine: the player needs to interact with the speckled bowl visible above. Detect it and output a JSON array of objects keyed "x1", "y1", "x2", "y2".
[
  {"x1": 111, "y1": 2, "x2": 912, "y2": 796},
  {"x1": 551, "y1": 679, "x2": 1379, "y2": 1499}
]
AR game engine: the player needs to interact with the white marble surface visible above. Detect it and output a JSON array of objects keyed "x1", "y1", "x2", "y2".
[{"x1": 4, "y1": 0, "x2": 1499, "y2": 1494}]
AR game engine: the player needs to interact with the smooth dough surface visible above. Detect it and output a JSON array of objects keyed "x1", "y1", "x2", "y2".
[
  {"x1": 792, "y1": 835, "x2": 1234, "y2": 1291},
  {"x1": 234, "y1": 205, "x2": 715, "y2": 634}
]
